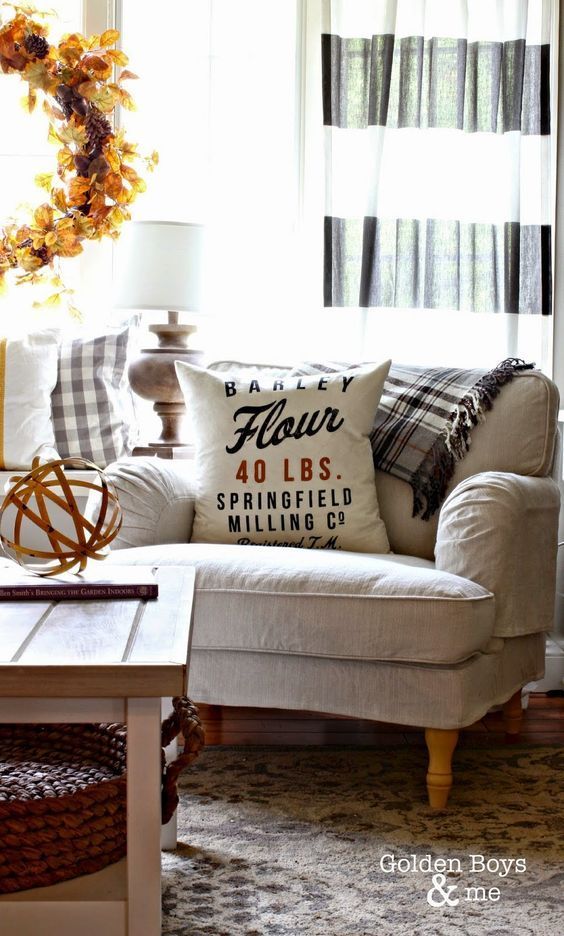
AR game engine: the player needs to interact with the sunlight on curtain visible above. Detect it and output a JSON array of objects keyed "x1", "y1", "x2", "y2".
[
  {"x1": 117, "y1": 0, "x2": 557, "y2": 371},
  {"x1": 120, "y1": 0, "x2": 314, "y2": 363},
  {"x1": 321, "y1": 0, "x2": 555, "y2": 372}
]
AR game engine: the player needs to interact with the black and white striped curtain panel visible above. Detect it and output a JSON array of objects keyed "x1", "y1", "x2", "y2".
[{"x1": 322, "y1": 0, "x2": 553, "y2": 314}]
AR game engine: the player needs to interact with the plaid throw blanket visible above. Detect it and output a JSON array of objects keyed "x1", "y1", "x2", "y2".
[{"x1": 292, "y1": 359, "x2": 534, "y2": 520}]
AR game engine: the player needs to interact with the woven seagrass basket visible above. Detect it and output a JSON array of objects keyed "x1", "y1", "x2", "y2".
[{"x1": 0, "y1": 697, "x2": 204, "y2": 894}]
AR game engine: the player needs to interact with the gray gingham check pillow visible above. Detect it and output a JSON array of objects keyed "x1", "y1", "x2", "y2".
[{"x1": 51, "y1": 327, "x2": 137, "y2": 467}]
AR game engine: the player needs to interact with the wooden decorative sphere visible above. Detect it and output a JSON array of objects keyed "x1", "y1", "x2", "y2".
[{"x1": 0, "y1": 457, "x2": 122, "y2": 577}]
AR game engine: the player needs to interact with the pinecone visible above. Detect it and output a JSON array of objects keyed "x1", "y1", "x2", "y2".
[
  {"x1": 71, "y1": 95, "x2": 89, "y2": 117},
  {"x1": 56, "y1": 84, "x2": 73, "y2": 103},
  {"x1": 74, "y1": 154, "x2": 92, "y2": 177},
  {"x1": 56, "y1": 95, "x2": 74, "y2": 120},
  {"x1": 85, "y1": 110, "x2": 112, "y2": 153},
  {"x1": 24, "y1": 34, "x2": 49, "y2": 59},
  {"x1": 31, "y1": 246, "x2": 50, "y2": 264}
]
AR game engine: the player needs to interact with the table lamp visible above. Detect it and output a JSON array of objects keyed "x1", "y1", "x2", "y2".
[{"x1": 113, "y1": 220, "x2": 205, "y2": 455}]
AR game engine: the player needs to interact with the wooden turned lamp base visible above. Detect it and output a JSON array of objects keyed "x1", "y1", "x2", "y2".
[{"x1": 128, "y1": 313, "x2": 203, "y2": 457}]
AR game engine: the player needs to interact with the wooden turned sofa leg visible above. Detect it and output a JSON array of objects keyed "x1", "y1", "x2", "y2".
[
  {"x1": 502, "y1": 689, "x2": 523, "y2": 737},
  {"x1": 425, "y1": 728, "x2": 459, "y2": 809}
]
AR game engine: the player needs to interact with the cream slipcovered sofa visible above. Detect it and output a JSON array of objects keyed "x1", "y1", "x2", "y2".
[{"x1": 104, "y1": 366, "x2": 560, "y2": 808}]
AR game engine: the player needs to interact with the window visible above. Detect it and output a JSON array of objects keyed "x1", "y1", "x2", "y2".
[
  {"x1": 118, "y1": 0, "x2": 310, "y2": 362},
  {"x1": 117, "y1": 0, "x2": 559, "y2": 371},
  {"x1": 1, "y1": 0, "x2": 561, "y2": 383}
]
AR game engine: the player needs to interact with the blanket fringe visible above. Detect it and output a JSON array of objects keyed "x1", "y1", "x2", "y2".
[{"x1": 410, "y1": 358, "x2": 534, "y2": 520}]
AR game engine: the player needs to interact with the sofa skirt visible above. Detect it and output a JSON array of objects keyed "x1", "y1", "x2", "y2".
[{"x1": 187, "y1": 632, "x2": 546, "y2": 730}]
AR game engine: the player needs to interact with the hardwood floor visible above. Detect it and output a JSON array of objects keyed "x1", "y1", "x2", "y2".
[{"x1": 197, "y1": 693, "x2": 564, "y2": 748}]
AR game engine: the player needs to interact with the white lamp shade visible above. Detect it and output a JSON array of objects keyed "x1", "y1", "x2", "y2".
[{"x1": 113, "y1": 220, "x2": 205, "y2": 312}]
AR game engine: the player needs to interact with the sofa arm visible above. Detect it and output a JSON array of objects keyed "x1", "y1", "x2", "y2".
[
  {"x1": 435, "y1": 471, "x2": 560, "y2": 638},
  {"x1": 104, "y1": 457, "x2": 196, "y2": 549}
]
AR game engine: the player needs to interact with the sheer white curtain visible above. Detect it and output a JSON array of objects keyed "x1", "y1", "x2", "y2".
[
  {"x1": 318, "y1": 0, "x2": 556, "y2": 371},
  {"x1": 121, "y1": 0, "x2": 307, "y2": 362},
  {"x1": 118, "y1": 0, "x2": 558, "y2": 371}
]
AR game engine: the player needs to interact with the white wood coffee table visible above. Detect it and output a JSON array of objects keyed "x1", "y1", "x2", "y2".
[{"x1": 0, "y1": 564, "x2": 195, "y2": 936}]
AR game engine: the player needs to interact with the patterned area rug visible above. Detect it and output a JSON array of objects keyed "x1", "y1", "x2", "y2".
[{"x1": 162, "y1": 746, "x2": 563, "y2": 936}]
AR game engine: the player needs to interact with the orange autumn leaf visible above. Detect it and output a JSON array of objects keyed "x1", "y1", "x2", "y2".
[
  {"x1": 34, "y1": 204, "x2": 54, "y2": 229},
  {"x1": 0, "y1": 30, "x2": 27, "y2": 71},
  {"x1": 18, "y1": 248, "x2": 44, "y2": 272},
  {"x1": 107, "y1": 206, "x2": 125, "y2": 227},
  {"x1": 58, "y1": 121, "x2": 88, "y2": 147},
  {"x1": 52, "y1": 189, "x2": 68, "y2": 212},
  {"x1": 57, "y1": 43, "x2": 83, "y2": 65},
  {"x1": 46, "y1": 293, "x2": 63, "y2": 306},
  {"x1": 82, "y1": 54, "x2": 112, "y2": 74},
  {"x1": 48, "y1": 123, "x2": 61, "y2": 145},
  {"x1": 56, "y1": 240, "x2": 83, "y2": 257},
  {"x1": 60, "y1": 33, "x2": 87, "y2": 52},
  {"x1": 105, "y1": 49, "x2": 129, "y2": 67},
  {"x1": 24, "y1": 60, "x2": 55, "y2": 92},
  {"x1": 121, "y1": 165, "x2": 147, "y2": 194},
  {"x1": 120, "y1": 164, "x2": 139, "y2": 184},
  {"x1": 14, "y1": 225, "x2": 31, "y2": 242},
  {"x1": 117, "y1": 87, "x2": 136, "y2": 111},
  {"x1": 56, "y1": 217, "x2": 77, "y2": 232},
  {"x1": 119, "y1": 140, "x2": 138, "y2": 156},
  {"x1": 84, "y1": 33, "x2": 100, "y2": 51},
  {"x1": 89, "y1": 193, "x2": 110, "y2": 217},
  {"x1": 43, "y1": 99, "x2": 66, "y2": 122},
  {"x1": 57, "y1": 148, "x2": 75, "y2": 171},
  {"x1": 106, "y1": 148, "x2": 121, "y2": 172},
  {"x1": 69, "y1": 177, "x2": 92, "y2": 195},
  {"x1": 72, "y1": 214, "x2": 96, "y2": 238},
  {"x1": 103, "y1": 171, "x2": 123, "y2": 200},
  {"x1": 56, "y1": 231, "x2": 78, "y2": 249},
  {"x1": 20, "y1": 88, "x2": 37, "y2": 112},
  {"x1": 67, "y1": 189, "x2": 88, "y2": 208},
  {"x1": 119, "y1": 186, "x2": 137, "y2": 205},
  {"x1": 76, "y1": 79, "x2": 98, "y2": 100},
  {"x1": 100, "y1": 29, "x2": 120, "y2": 48},
  {"x1": 35, "y1": 172, "x2": 54, "y2": 191},
  {"x1": 89, "y1": 85, "x2": 119, "y2": 112}
]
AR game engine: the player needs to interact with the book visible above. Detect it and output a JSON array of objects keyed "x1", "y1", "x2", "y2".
[{"x1": 0, "y1": 565, "x2": 158, "y2": 601}]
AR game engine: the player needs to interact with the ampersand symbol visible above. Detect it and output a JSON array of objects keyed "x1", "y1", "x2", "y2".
[{"x1": 426, "y1": 873, "x2": 459, "y2": 907}]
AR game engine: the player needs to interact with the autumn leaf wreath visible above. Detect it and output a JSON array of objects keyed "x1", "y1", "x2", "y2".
[{"x1": 0, "y1": 3, "x2": 157, "y2": 312}]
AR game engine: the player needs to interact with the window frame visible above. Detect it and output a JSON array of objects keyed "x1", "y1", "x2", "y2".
[{"x1": 552, "y1": 0, "x2": 564, "y2": 393}]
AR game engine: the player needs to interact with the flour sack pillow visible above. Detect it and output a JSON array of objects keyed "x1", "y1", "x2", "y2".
[
  {"x1": 176, "y1": 360, "x2": 391, "y2": 553},
  {"x1": 0, "y1": 331, "x2": 59, "y2": 469}
]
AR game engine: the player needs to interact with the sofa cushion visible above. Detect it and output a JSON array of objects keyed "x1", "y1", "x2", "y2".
[
  {"x1": 210, "y1": 363, "x2": 559, "y2": 560},
  {"x1": 0, "y1": 330, "x2": 59, "y2": 469},
  {"x1": 175, "y1": 360, "x2": 392, "y2": 553},
  {"x1": 188, "y1": 634, "x2": 544, "y2": 728},
  {"x1": 106, "y1": 544, "x2": 495, "y2": 665},
  {"x1": 377, "y1": 369, "x2": 560, "y2": 559},
  {"x1": 51, "y1": 325, "x2": 137, "y2": 467}
]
